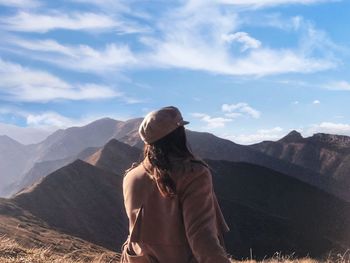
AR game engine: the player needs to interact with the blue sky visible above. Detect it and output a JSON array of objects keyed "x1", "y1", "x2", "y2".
[{"x1": 0, "y1": 0, "x2": 349, "y2": 145}]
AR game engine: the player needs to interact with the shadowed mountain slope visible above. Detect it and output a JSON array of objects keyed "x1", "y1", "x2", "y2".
[
  {"x1": 86, "y1": 139, "x2": 350, "y2": 258},
  {"x1": 207, "y1": 160, "x2": 350, "y2": 259},
  {"x1": 12, "y1": 160, "x2": 128, "y2": 251}
]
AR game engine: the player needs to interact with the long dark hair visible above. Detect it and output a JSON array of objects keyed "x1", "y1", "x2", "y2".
[{"x1": 144, "y1": 126, "x2": 194, "y2": 198}]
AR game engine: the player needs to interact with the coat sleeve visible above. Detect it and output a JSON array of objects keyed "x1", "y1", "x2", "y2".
[{"x1": 178, "y1": 163, "x2": 231, "y2": 263}]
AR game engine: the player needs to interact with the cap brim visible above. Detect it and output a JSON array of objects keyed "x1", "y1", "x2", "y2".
[{"x1": 179, "y1": 120, "x2": 189, "y2": 126}]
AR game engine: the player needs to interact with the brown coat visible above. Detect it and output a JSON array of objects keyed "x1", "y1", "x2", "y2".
[{"x1": 120, "y1": 156, "x2": 231, "y2": 263}]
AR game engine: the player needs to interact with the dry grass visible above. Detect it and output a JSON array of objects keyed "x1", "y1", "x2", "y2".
[
  {"x1": 0, "y1": 236, "x2": 121, "y2": 263},
  {"x1": 230, "y1": 250, "x2": 350, "y2": 263},
  {"x1": 1, "y1": 236, "x2": 349, "y2": 263}
]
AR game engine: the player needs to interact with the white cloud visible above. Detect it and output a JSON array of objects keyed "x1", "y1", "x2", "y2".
[
  {"x1": 222, "y1": 103, "x2": 261, "y2": 119},
  {"x1": 0, "y1": 58, "x2": 123, "y2": 102},
  {"x1": 0, "y1": 122, "x2": 52, "y2": 145},
  {"x1": 191, "y1": 113, "x2": 232, "y2": 129},
  {"x1": 25, "y1": 111, "x2": 133, "y2": 129},
  {"x1": 313, "y1": 100, "x2": 321, "y2": 104},
  {"x1": 307, "y1": 122, "x2": 350, "y2": 136},
  {"x1": 0, "y1": 11, "x2": 146, "y2": 33},
  {"x1": 70, "y1": 0, "x2": 151, "y2": 19},
  {"x1": 224, "y1": 112, "x2": 243, "y2": 118},
  {"x1": 1, "y1": 3, "x2": 339, "y2": 77},
  {"x1": 222, "y1": 32, "x2": 261, "y2": 51},
  {"x1": 233, "y1": 49, "x2": 334, "y2": 75},
  {"x1": 0, "y1": 113, "x2": 130, "y2": 145},
  {"x1": 224, "y1": 126, "x2": 285, "y2": 144},
  {"x1": 9, "y1": 38, "x2": 77, "y2": 56},
  {"x1": 323, "y1": 81, "x2": 350, "y2": 91},
  {"x1": 0, "y1": 0, "x2": 41, "y2": 8},
  {"x1": 145, "y1": 38, "x2": 334, "y2": 76},
  {"x1": 6, "y1": 38, "x2": 138, "y2": 73},
  {"x1": 141, "y1": 2, "x2": 336, "y2": 76},
  {"x1": 26, "y1": 112, "x2": 81, "y2": 128},
  {"x1": 0, "y1": 106, "x2": 132, "y2": 143},
  {"x1": 217, "y1": 0, "x2": 332, "y2": 8},
  {"x1": 0, "y1": 0, "x2": 340, "y2": 81}
]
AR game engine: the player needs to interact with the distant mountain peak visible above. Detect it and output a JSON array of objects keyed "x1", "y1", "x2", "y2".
[
  {"x1": 86, "y1": 117, "x2": 119, "y2": 126},
  {"x1": 310, "y1": 133, "x2": 350, "y2": 147},
  {"x1": 0, "y1": 134, "x2": 16, "y2": 141},
  {"x1": 0, "y1": 134, "x2": 23, "y2": 146},
  {"x1": 279, "y1": 130, "x2": 303, "y2": 143}
]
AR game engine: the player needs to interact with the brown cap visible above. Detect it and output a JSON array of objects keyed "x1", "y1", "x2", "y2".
[{"x1": 139, "y1": 106, "x2": 189, "y2": 144}]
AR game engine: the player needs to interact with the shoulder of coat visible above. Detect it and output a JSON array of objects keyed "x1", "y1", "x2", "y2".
[
  {"x1": 124, "y1": 162, "x2": 139, "y2": 176},
  {"x1": 123, "y1": 163, "x2": 145, "y2": 178},
  {"x1": 186, "y1": 158, "x2": 211, "y2": 176},
  {"x1": 190, "y1": 158, "x2": 209, "y2": 168}
]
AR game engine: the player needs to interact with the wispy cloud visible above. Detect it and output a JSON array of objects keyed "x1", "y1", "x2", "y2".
[
  {"x1": 26, "y1": 112, "x2": 86, "y2": 128},
  {"x1": 140, "y1": 2, "x2": 337, "y2": 76},
  {"x1": 6, "y1": 37, "x2": 138, "y2": 73},
  {"x1": 191, "y1": 102, "x2": 260, "y2": 130},
  {"x1": 0, "y1": 2, "x2": 340, "y2": 77},
  {"x1": 307, "y1": 122, "x2": 350, "y2": 136},
  {"x1": 217, "y1": 0, "x2": 333, "y2": 8},
  {"x1": 222, "y1": 32, "x2": 261, "y2": 51},
  {"x1": 70, "y1": 0, "x2": 151, "y2": 19},
  {"x1": 0, "y1": 0, "x2": 41, "y2": 9},
  {"x1": 313, "y1": 100, "x2": 321, "y2": 104},
  {"x1": 0, "y1": 11, "x2": 147, "y2": 33},
  {"x1": 223, "y1": 126, "x2": 285, "y2": 144},
  {"x1": 323, "y1": 81, "x2": 350, "y2": 91},
  {"x1": 191, "y1": 113, "x2": 232, "y2": 129},
  {"x1": 222, "y1": 103, "x2": 261, "y2": 118},
  {"x1": 0, "y1": 58, "x2": 124, "y2": 102},
  {"x1": 0, "y1": 122, "x2": 51, "y2": 144}
]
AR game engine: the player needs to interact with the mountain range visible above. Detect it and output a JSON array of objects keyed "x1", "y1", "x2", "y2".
[
  {"x1": 1, "y1": 137, "x2": 349, "y2": 259},
  {"x1": 0, "y1": 118, "x2": 143, "y2": 197},
  {"x1": 0, "y1": 117, "x2": 350, "y2": 259},
  {"x1": 2, "y1": 117, "x2": 349, "y2": 202}
]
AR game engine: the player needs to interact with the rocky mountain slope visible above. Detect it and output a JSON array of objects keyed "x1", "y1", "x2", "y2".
[{"x1": 250, "y1": 131, "x2": 350, "y2": 188}]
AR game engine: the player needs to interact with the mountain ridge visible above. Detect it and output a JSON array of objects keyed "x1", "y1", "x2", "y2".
[{"x1": 1, "y1": 138, "x2": 349, "y2": 259}]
